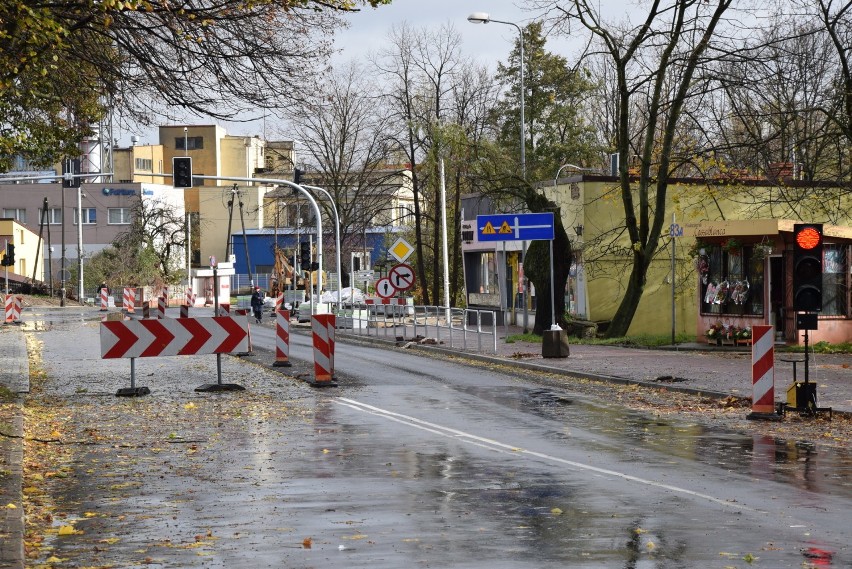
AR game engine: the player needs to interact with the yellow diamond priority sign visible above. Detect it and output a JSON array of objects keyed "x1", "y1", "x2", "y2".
[{"x1": 389, "y1": 238, "x2": 414, "y2": 262}]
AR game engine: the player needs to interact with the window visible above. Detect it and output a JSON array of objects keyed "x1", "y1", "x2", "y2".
[
  {"x1": 175, "y1": 136, "x2": 204, "y2": 150},
  {"x1": 822, "y1": 245, "x2": 848, "y2": 316},
  {"x1": 74, "y1": 208, "x2": 97, "y2": 225},
  {"x1": 699, "y1": 244, "x2": 764, "y2": 317},
  {"x1": 38, "y1": 208, "x2": 62, "y2": 225},
  {"x1": 108, "y1": 208, "x2": 132, "y2": 225},
  {"x1": 134, "y1": 158, "x2": 153, "y2": 171},
  {"x1": 2, "y1": 208, "x2": 26, "y2": 223}
]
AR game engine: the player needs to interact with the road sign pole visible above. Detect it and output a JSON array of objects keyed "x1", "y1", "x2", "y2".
[
  {"x1": 671, "y1": 213, "x2": 676, "y2": 345},
  {"x1": 522, "y1": 240, "x2": 528, "y2": 334},
  {"x1": 550, "y1": 240, "x2": 559, "y2": 331}
]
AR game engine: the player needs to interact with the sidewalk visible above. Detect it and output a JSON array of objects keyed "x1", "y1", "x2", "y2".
[{"x1": 0, "y1": 326, "x2": 27, "y2": 569}]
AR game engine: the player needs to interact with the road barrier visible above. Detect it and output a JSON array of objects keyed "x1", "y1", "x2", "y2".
[
  {"x1": 274, "y1": 293, "x2": 284, "y2": 312},
  {"x1": 4, "y1": 294, "x2": 22, "y2": 323},
  {"x1": 334, "y1": 302, "x2": 498, "y2": 354},
  {"x1": 157, "y1": 296, "x2": 166, "y2": 319},
  {"x1": 748, "y1": 325, "x2": 776, "y2": 418},
  {"x1": 99, "y1": 315, "x2": 249, "y2": 395},
  {"x1": 123, "y1": 288, "x2": 135, "y2": 313},
  {"x1": 311, "y1": 314, "x2": 336, "y2": 386},
  {"x1": 100, "y1": 288, "x2": 109, "y2": 312},
  {"x1": 274, "y1": 310, "x2": 292, "y2": 367}
]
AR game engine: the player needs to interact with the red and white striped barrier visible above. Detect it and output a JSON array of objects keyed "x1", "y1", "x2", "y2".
[
  {"x1": 100, "y1": 315, "x2": 249, "y2": 358},
  {"x1": 180, "y1": 305, "x2": 189, "y2": 318},
  {"x1": 218, "y1": 303, "x2": 230, "y2": 316},
  {"x1": 311, "y1": 314, "x2": 336, "y2": 386},
  {"x1": 162, "y1": 286, "x2": 169, "y2": 307},
  {"x1": 274, "y1": 310, "x2": 291, "y2": 367},
  {"x1": 157, "y1": 296, "x2": 167, "y2": 320},
  {"x1": 4, "y1": 294, "x2": 22, "y2": 323},
  {"x1": 234, "y1": 309, "x2": 253, "y2": 355},
  {"x1": 100, "y1": 288, "x2": 109, "y2": 311},
  {"x1": 750, "y1": 325, "x2": 775, "y2": 415},
  {"x1": 123, "y1": 287, "x2": 135, "y2": 313},
  {"x1": 365, "y1": 297, "x2": 409, "y2": 305},
  {"x1": 185, "y1": 287, "x2": 194, "y2": 307},
  {"x1": 274, "y1": 294, "x2": 284, "y2": 312}
]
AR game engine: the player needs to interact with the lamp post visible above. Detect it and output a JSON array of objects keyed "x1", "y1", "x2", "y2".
[
  {"x1": 302, "y1": 183, "x2": 342, "y2": 311},
  {"x1": 468, "y1": 12, "x2": 525, "y2": 179}
]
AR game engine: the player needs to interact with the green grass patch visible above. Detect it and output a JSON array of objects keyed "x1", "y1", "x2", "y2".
[
  {"x1": 0, "y1": 385, "x2": 16, "y2": 401},
  {"x1": 505, "y1": 332, "x2": 542, "y2": 344}
]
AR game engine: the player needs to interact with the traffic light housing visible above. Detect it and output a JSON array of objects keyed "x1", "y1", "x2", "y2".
[
  {"x1": 294, "y1": 168, "x2": 304, "y2": 185},
  {"x1": 299, "y1": 241, "x2": 311, "y2": 271},
  {"x1": 173, "y1": 157, "x2": 193, "y2": 188},
  {"x1": 2, "y1": 243, "x2": 14, "y2": 267},
  {"x1": 792, "y1": 223, "x2": 823, "y2": 312}
]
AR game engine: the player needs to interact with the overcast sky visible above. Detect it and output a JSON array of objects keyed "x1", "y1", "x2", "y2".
[{"x1": 335, "y1": 0, "x2": 554, "y2": 66}]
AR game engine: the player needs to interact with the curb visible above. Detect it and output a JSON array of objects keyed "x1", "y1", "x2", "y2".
[{"x1": 329, "y1": 329, "x2": 850, "y2": 418}]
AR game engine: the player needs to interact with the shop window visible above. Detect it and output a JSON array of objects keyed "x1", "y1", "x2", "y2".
[
  {"x1": 822, "y1": 245, "x2": 848, "y2": 316},
  {"x1": 699, "y1": 245, "x2": 764, "y2": 316}
]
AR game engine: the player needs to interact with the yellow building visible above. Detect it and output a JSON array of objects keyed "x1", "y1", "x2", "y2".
[
  {"x1": 543, "y1": 174, "x2": 852, "y2": 342},
  {"x1": 0, "y1": 219, "x2": 44, "y2": 282}
]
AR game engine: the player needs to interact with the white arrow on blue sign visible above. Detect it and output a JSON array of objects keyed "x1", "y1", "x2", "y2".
[{"x1": 476, "y1": 212, "x2": 555, "y2": 242}]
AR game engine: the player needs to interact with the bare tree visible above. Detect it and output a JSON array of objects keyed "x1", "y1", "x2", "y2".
[
  {"x1": 539, "y1": 0, "x2": 737, "y2": 337},
  {"x1": 374, "y1": 22, "x2": 466, "y2": 305},
  {"x1": 284, "y1": 61, "x2": 401, "y2": 277}
]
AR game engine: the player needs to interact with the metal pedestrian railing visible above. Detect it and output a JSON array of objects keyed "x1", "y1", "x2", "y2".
[{"x1": 333, "y1": 302, "x2": 498, "y2": 354}]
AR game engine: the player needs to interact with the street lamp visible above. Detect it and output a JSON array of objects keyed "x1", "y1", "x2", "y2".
[
  {"x1": 468, "y1": 11, "x2": 526, "y2": 179},
  {"x1": 302, "y1": 183, "x2": 342, "y2": 311},
  {"x1": 554, "y1": 163, "x2": 597, "y2": 186}
]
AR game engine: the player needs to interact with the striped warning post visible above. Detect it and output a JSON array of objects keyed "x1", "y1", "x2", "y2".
[
  {"x1": 180, "y1": 305, "x2": 189, "y2": 318},
  {"x1": 4, "y1": 294, "x2": 22, "y2": 323},
  {"x1": 186, "y1": 287, "x2": 194, "y2": 307},
  {"x1": 274, "y1": 310, "x2": 292, "y2": 367},
  {"x1": 123, "y1": 288, "x2": 135, "y2": 313},
  {"x1": 311, "y1": 314, "x2": 336, "y2": 386},
  {"x1": 218, "y1": 303, "x2": 230, "y2": 316},
  {"x1": 274, "y1": 294, "x2": 284, "y2": 312},
  {"x1": 750, "y1": 325, "x2": 775, "y2": 416},
  {"x1": 157, "y1": 296, "x2": 166, "y2": 319},
  {"x1": 162, "y1": 286, "x2": 169, "y2": 307},
  {"x1": 100, "y1": 288, "x2": 109, "y2": 311}
]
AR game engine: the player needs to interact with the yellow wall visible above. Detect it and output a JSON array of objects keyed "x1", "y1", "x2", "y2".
[
  {"x1": 0, "y1": 219, "x2": 44, "y2": 281},
  {"x1": 159, "y1": 125, "x2": 227, "y2": 186},
  {"x1": 113, "y1": 145, "x2": 167, "y2": 184}
]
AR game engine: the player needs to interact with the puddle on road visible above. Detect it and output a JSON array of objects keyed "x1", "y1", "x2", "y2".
[{"x1": 454, "y1": 385, "x2": 852, "y2": 497}]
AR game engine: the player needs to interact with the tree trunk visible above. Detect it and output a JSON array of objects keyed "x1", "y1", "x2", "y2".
[{"x1": 606, "y1": 254, "x2": 647, "y2": 338}]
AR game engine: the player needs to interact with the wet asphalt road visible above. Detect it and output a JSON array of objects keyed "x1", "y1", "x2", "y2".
[{"x1": 21, "y1": 308, "x2": 852, "y2": 567}]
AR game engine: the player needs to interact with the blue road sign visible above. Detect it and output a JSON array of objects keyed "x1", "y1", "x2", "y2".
[{"x1": 476, "y1": 213, "x2": 555, "y2": 242}]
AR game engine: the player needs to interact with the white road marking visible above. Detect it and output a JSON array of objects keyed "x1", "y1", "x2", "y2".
[{"x1": 335, "y1": 397, "x2": 754, "y2": 511}]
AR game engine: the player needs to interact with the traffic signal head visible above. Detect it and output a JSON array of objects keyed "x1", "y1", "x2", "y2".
[
  {"x1": 2, "y1": 243, "x2": 14, "y2": 266},
  {"x1": 299, "y1": 241, "x2": 311, "y2": 271},
  {"x1": 792, "y1": 223, "x2": 823, "y2": 312},
  {"x1": 294, "y1": 168, "x2": 304, "y2": 185},
  {"x1": 173, "y1": 157, "x2": 193, "y2": 188}
]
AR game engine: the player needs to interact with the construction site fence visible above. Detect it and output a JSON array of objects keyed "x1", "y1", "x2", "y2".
[{"x1": 331, "y1": 303, "x2": 498, "y2": 355}]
